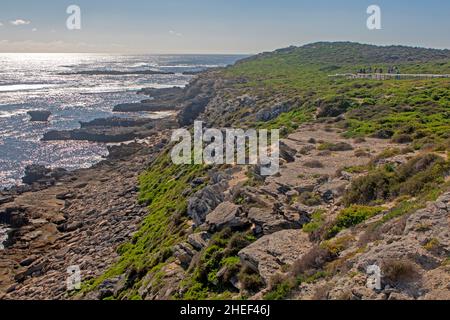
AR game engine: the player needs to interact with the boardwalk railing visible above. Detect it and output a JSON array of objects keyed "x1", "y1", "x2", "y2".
[{"x1": 329, "y1": 73, "x2": 450, "y2": 80}]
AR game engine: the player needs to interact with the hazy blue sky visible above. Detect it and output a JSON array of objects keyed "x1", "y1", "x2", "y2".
[{"x1": 0, "y1": 0, "x2": 449, "y2": 53}]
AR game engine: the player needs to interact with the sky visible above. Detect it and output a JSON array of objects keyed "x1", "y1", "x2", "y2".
[{"x1": 0, "y1": 0, "x2": 449, "y2": 54}]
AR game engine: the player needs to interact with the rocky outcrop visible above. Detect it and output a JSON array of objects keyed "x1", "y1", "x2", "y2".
[
  {"x1": 113, "y1": 102, "x2": 177, "y2": 113},
  {"x1": 59, "y1": 70, "x2": 174, "y2": 76},
  {"x1": 355, "y1": 192, "x2": 449, "y2": 286},
  {"x1": 42, "y1": 114, "x2": 177, "y2": 143},
  {"x1": 173, "y1": 242, "x2": 197, "y2": 269},
  {"x1": 177, "y1": 78, "x2": 216, "y2": 126},
  {"x1": 42, "y1": 127, "x2": 140, "y2": 143},
  {"x1": 256, "y1": 100, "x2": 297, "y2": 122},
  {"x1": 187, "y1": 173, "x2": 229, "y2": 226},
  {"x1": 22, "y1": 165, "x2": 68, "y2": 185},
  {"x1": 279, "y1": 142, "x2": 297, "y2": 163},
  {"x1": 177, "y1": 95, "x2": 212, "y2": 126},
  {"x1": 187, "y1": 232, "x2": 211, "y2": 251},
  {"x1": 306, "y1": 191, "x2": 450, "y2": 301},
  {"x1": 137, "y1": 87, "x2": 183, "y2": 98},
  {"x1": 79, "y1": 117, "x2": 155, "y2": 128},
  {"x1": 1, "y1": 131, "x2": 169, "y2": 299},
  {"x1": 114, "y1": 86, "x2": 186, "y2": 113},
  {"x1": 27, "y1": 111, "x2": 51, "y2": 122},
  {"x1": 205, "y1": 202, "x2": 248, "y2": 232},
  {"x1": 239, "y1": 230, "x2": 313, "y2": 283},
  {"x1": 0, "y1": 196, "x2": 13, "y2": 205}
]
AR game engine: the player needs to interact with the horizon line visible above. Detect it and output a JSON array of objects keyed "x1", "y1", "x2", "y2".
[{"x1": 1, "y1": 40, "x2": 450, "y2": 55}]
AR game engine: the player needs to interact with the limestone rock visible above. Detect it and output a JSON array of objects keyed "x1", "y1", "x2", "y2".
[
  {"x1": 187, "y1": 232, "x2": 211, "y2": 251},
  {"x1": 206, "y1": 201, "x2": 247, "y2": 231},
  {"x1": 187, "y1": 174, "x2": 229, "y2": 226},
  {"x1": 173, "y1": 242, "x2": 196, "y2": 269},
  {"x1": 238, "y1": 229, "x2": 313, "y2": 283}
]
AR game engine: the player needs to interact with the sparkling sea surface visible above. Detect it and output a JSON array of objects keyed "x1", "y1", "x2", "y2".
[{"x1": 0, "y1": 53, "x2": 245, "y2": 187}]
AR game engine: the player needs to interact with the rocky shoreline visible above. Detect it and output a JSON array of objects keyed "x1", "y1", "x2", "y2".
[
  {"x1": 0, "y1": 71, "x2": 221, "y2": 299},
  {"x1": 0, "y1": 78, "x2": 197, "y2": 298},
  {"x1": 0, "y1": 128, "x2": 171, "y2": 299}
]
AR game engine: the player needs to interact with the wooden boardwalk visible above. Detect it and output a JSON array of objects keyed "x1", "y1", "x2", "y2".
[{"x1": 329, "y1": 73, "x2": 450, "y2": 80}]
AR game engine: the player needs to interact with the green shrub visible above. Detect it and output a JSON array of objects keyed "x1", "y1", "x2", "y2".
[
  {"x1": 327, "y1": 205, "x2": 384, "y2": 238},
  {"x1": 318, "y1": 142, "x2": 354, "y2": 152},
  {"x1": 391, "y1": 133, "x2": 413, "y2": 144},
  {"x1": 220, "y1": 257, "x2": 242, "y2": 283},
  {"x1": 239, "y1": 266, "x2": 264, "y2": 292},
  {"x1": 263, "y1": 280, "x2": 295, "y2": 300},
  {"x1": 344, "y1": 154, "x2": 449, "y2": 206},
  {"x1": 303, "y1": 210, "x2": 326, "y2": 233},
  {"x1": 317, "y1": 97, "x2": 354, "y2": 118},
  {"x1": 343, "y1": 170, "x2": 393, "y2": 205},
  {"x1": 299, "y1": 192, "x2": 322, "y2": 206}
]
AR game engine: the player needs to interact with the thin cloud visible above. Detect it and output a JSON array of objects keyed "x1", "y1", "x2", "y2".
[
  {"x1": 0, "y1": 22, "x2": 3, "y2": 27},
  {"x1": 32, "y1": 28, "x2": 37, "y2": 32},
  {"x1": 10, "y1": 19, "x2": 31, "y2": 26},
  {"x1": 169, "y1": 30, "x2": 183, "y2": 37}
]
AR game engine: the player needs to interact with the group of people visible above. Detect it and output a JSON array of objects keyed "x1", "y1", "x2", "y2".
[{"x1": 357, "y1": 66, "x2": 400, "y2": 74}]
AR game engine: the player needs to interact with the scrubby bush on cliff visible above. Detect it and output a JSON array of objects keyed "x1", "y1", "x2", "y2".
[
  {"x1": 381, "y1": 259, "x2": 420, "y2": 287},
  {"x1": 239, "y1": 266, "x2": 264, "y2": 292},
  {"x1": 344, "y1": 154, "x2": 449, "y2": 206},
  {"x1": 318, "y1": 142, "x2": 354, "y2": 152},
  {"x1": 317, "y1": 97, "x2": 354, "y2": 118},
  {"x1": 180, "y1": 229, "x2": 257, "y2": 299},
  {"x1": 326, "y1": 205, "x2": 384, "y2": 238}
]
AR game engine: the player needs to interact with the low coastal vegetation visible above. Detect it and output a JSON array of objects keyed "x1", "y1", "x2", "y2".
[
  {"x1": 343, "y1": 153, "x2": 449, "y2": 206},
  {"x1": 84, "y1": 42, "x2": 449, "y2": 300},
  {"x1": 82, "y1": 150, "x2": 207, "y2": 298},
  {"x1": 178, "y1": 229, "x2": 259, "y2": 300}
]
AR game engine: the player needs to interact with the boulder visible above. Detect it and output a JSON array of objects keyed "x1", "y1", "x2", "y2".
[
  {"x1": 238, "y1": 229, "x2": 313, "y2": 283},
  {"x1": 22, "y1": 165, "x2": 51, "y2": 185},
  {"x1": 0, "y1": 207, "x2": 29, "y2": 228},
  {"x1": 187, "y1": 174, "x2": 229, "y2": 226},
  {"x1": 27, "y1": 110, "x2": 51, "y2": 122},
  {"x1": 177, "y1": 95, "x2": 212, "y2": 126},
  {"x1": 187, "y1": 232, "x2": 212, "y2": 251},
  {"x1": 22, "y1": 165, "x2": 68, "y2": 185},
  {"x1": 316, "y1": 179, "x2": 348, "y2": 202},
  {"x1": 205, "y1": 202, "x2": 247, "y2": 231},
  {"x1": 279, "y1": 142, "x2": 297, "y2": 163},
  {"x1": 173, "y1": 242, "x2": 196, "y2": 269},
  {"x1": 97, "y1": 275, "x2": 126, "y2": 300},
  {"x1": 247, "y1": 207, "x2": 292, "y2": 235}
]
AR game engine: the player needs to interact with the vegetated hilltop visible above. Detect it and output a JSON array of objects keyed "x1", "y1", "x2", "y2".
[{"x1": 83, "y1": 42, "x2": 449, "y2": 300}]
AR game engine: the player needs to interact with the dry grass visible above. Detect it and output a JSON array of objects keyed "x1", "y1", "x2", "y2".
[
  {"x1": 381, "y1": 259, "x2": 420, "y2": 286},
  {"x1": 304, "y1": 160, "x2": 324, "y2": 168},
  {"x1": 291, "y1": 246, "x2": 336, "y2": 277}
]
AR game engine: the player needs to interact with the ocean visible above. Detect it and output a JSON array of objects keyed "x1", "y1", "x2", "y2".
[{"x1": 0, "y1": 53, "x2": 245, "y2": 188}]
